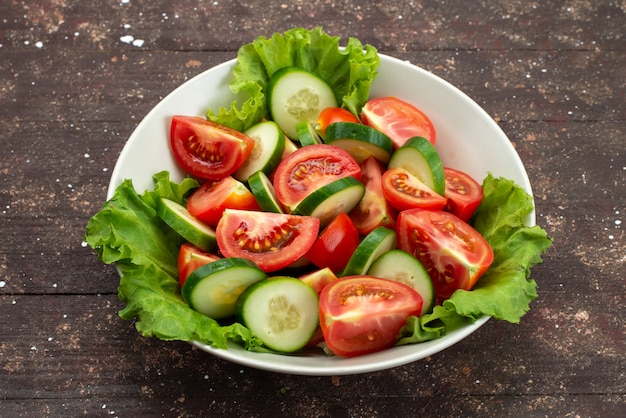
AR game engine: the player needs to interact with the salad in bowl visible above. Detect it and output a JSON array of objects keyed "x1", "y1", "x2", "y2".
[{"x1": 85, "y1": 27, "x2": 551, "y2": 375}]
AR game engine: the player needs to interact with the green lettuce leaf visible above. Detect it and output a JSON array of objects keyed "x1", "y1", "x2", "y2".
[
  {"x1": 85, "y1": 171, "x2": 267, "y2": 350},
  {"x1": 397, "y1": 174, "x2": 552, "y2": 345},
  {"x1": 207, "y1": 26, "x2": 380, "y2": 132},
  {"x1": 86, "y1": 171, "x2": 551, "y2": 351}
]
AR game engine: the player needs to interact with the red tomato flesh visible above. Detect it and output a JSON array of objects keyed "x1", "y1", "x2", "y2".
[
  {"x1": 273, "y1": 144, "x2": 361, "y2": 211},
  {"x1": 186, "y1": 176, "x2": 260, "y2": 226},
  {"x1": 177, "y1": 243, "x2": 221, "y2": 286},
  {"x1": 300, "y1": 267, "x2": 339, "y2": 348},
  {"x1": 443, "y1": 167, "x2": 484, "y2": 222},
  {"x1": 348, "y1": 157, "x2": 397, "y2": 235},
  {"x1": 305, "y1": 212, "x2": 360, "y2": 273},
  {"x1": 382, "y1": 167, "x2": 448, "y2": 212},
  {"x1": 360, "y1": 97, "x2": 436, "y2": 148},
  {"x1": 170, "y1": 116, "x2": 255, "y2": 180},
  {"x1": 317, "y1": 107, "x2": 360, "y2": 136},
  {"x1": 396, "y1": 208, "x2": 494, "y2": 302},
  {"x1": 216, "y1": 209, "x2": 320, "y2": 273},
  {"x1": 319, "y1": 276, "x2": 423, "y2": 357}
]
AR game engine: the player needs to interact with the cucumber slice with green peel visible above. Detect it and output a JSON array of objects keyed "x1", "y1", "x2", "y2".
[
  {"x1": 181, "y1": 257, "x2": 267, "y2": 319},
  {"x1": 296, "y1": 121, "x2": 324, "y2": 146},
  {"x1": 324, "y1": 122, "x2": 394, "y2": 164},
  {"x1": 267, "y1": 67, "x2": 338, "y2": 140},
  {"x1": 235, "y1": 276, "x2": 319, "y2": 353},
  {"x1": 234, "y1": 121, "x2": 285, "y2": 181},
  {"x1": 388, "y1": 136, "x2": 445, "y2": 195},
  {"x1": 292, "y1": 177, "x2": 365, "y2": 226},
  {"x1": 367, "y1": 249, "x2": 435, "y2": 316},
  {"x1": 342, "y1": 226, "x2": 397, "y2": 276},
  {"x1": 156, "y1": 198, "x2": 217, "y2": 251},
  {"x1": 248, "y1": 170, "x2": 285, "y2": 213}
]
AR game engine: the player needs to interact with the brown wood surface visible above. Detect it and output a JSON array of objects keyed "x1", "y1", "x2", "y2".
[{"x1": 1, "y1": 1, "x2": 624, "y2": 417}]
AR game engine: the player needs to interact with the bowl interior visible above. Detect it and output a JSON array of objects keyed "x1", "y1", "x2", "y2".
[{"x1": 108, "y1": 54, "x2": 533, "y2": 375}]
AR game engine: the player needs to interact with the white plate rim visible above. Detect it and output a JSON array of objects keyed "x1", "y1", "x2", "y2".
[{"x1": 107, "y1": 53, "x2": 534, "y2": 375}]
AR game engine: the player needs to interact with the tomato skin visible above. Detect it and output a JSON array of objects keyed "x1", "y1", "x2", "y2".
[
  {"x1": 299, "y1": 267, "x2": 339, "y2": 295},
  {"x1": 216, "y1": 209, "x2": 320, "y2": 273},
  {"x1": 360, "y1": 97, "x2": 436, "y2": 148},
  {"x1": 319, "y1": 276, "x2": 423, "y2": 357},
  {"x1": 273, "y1": 144, "x2": 361, "y2": 210},
  {"x1": 317, "y1": 107, "x2": 360, "y2": 136},
  {"x1": 443, "y1": 167, "x2": 484, "y2": 222},
  {"x1": 300, "y1": 267, "x2": 339, "y2": 347},
  {"x1": 382, "y1": 167, "x2": 448, "y2": 212},
  {"x1": 396, "y1": 208, "x2": 494, "y2": 302},
  {"x1": 186, "y1": 176, "x2": 260, "y2": 226},
  {"x1": 305, "y1": 212, "x2": 360, "y2": 273},
  {"x1": 348, "y1": 157, "x2": 396, "y2": 235},
  {"x1": 177, "y1": 243, "x2": 221, "y2": 286},
  {"x1": 170, "y1": 116, "x2": 255, "y2": 180}
]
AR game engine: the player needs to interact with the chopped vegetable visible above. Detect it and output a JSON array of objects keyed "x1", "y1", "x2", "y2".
[
  {"x1": 206, "y1": 26, "x2": 379, "y2": 132},
  {"x1": 84, "y1": 28, "x2": 552, "y2": 357}
]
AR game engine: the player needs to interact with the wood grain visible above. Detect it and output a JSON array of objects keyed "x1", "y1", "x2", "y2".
[{"x1": 1, "y1": 1, "x2": 624, "y2": 417}]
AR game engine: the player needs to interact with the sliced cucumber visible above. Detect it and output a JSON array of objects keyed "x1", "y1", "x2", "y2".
[
  {"x1": 367, "y1": 249, "x2": 435, "y2": 316},
  {"x1": 248, "y1": 170, "x2": 284, "y2": 213},
  {"x1": 342, "y1": 226, "x2": 397, "y2": 276},
  {"x1": 267, "y1": 67, "x2": 338, "y2": 140},
  {"x1": 234, "y1": 121, "x2": 285, "y2": 181},
  {"x1": 296, "y1": 121, "x2": 324, "y2": 146},
  {"x1": 388, "y1": 136, "x2": 445, "y2": 195},
  {"x1": 235, "y1": 276, "x2": 319, "y2": 353},
  {"x1": 324, "y1": 122, "x2": 394, "y2": 164},
  {"x1": 181, "y1": 257, "x2": 267, "y2": 319},
  {"x1": 156, "y1": 197, "x2": 217, "y2": 251},
  {"x1": 292, "y1": 177, "x2": 365, "y2": 226}
]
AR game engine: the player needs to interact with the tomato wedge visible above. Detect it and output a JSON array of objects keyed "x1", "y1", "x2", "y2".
[
  {"x1": 361, "y1": 96, "x2": 436, "y2": 148},
  {"x1": 443, "y1": 167, "x2": 484, "y2": 222},
  {"x1": 216, "y1": 209, "x2": 320, "y2": 273},
  {"x1": 396, "y1": 208, "x2": 494, "y2": 302},
  {"x1": 177, "y1": 243, "x2": 221, "y2": 286},
  {"x1": 318, "y1": 276, "x2": 423, "y2": 357},
  {"x1": 382, "y1": 167, "x2": 448, "y2": 212},
  {"x1": 317, "y1": 107, "x2": 360, "y2": 136},
  {"x1": 186, "y1": 176, "x2": 260, "y2": 226},
  {"x1": 348, "y1": 157, "x2": 396, "y2": 235},
  {"x1": 170, "y1": 116, "x2": 255, "y2": 180},
  {"x1": 273, "y1": 144, "x2": 361, "y2": 211},
  {"x1": 300, "y1": 268, "x2": 339, "y2": 348},
  {"x1": 305, "y1": 212, "x2": 360, "y2": 273},
  {"x1": 299, "y1": 267, "x2": 339, "y2": 295}
]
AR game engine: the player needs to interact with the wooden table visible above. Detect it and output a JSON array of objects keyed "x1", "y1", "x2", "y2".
[{"x1": 1, "y1": 1, "x2": 624, "y2": 416}]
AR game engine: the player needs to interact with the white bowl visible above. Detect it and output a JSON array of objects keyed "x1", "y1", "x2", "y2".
[{"x1": 108, "y1": 53, "x2": 534, "y2": 376}]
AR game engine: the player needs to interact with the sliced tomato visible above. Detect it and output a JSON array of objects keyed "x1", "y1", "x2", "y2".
[
  {"x1": 299, "y1": 267, "x2": 339, "y2": 295},
  {"x1": 305, "y1": 212, "x2": 360, "y2": 273},
  {"x1": 186, "y1": 176, "x2": 260, "y2": 226},
  {"x1": 396, "y1": 208, "x2": 494, "y2": 302},
  {"x1": 273, "y1": 144, "x2": 361, "y2": 211},
  {"x1": 305, "y1": 326, "x2": 326, "y2": 347},
  {"x1": 360, "y1": 97, "x2": 436, "y2": 148},
  {"x1": 216, "y1": 209, "x2": 320, "y2": 273},
  {"x1": 318, "y1": 276, "x2": 423, "y2": 357},
  {"x1": 443, "y1": 167, "x2": 484, "y2": 222},
  {"x1": 382, "y1": 167, "x2": 448, "y2": 212},
  {"x1": 348, "y1": 157, "x2": 396, "y2": 235},
  {"x1": 170, "y1": 116, "x2": 255, "y2": 180},
  {"x1": 317, "y1": 107, "x2": 360, "y2": 136},
  {"x1": 177, "y1": 243, "x2": 221, "y2": 286},
  {"x1": 299, "y1": 266, "x2": 339, "y2": 347}
]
